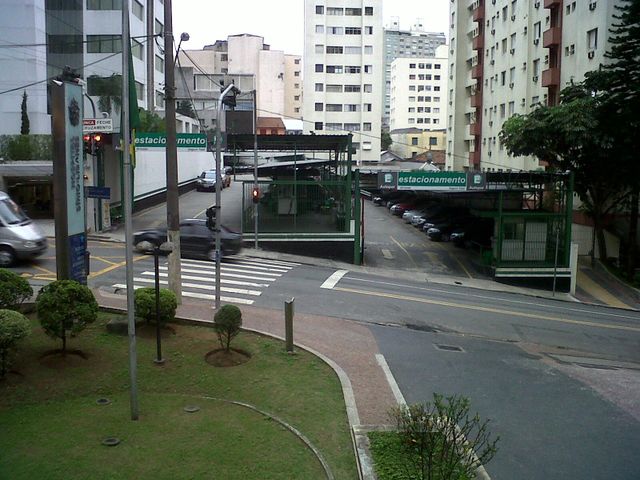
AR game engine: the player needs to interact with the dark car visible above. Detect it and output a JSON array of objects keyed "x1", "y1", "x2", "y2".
[
  {"x1": 426, "y1": 215, "x2": 477, "y2": 241},
  {"x1": 421, "y1": 207, "x2": 470, "y2": 233},
  {"x1": 195, "y1": 169, "x2": 231, "y2": 192},
  {"x1": 134, "y1": 219, "x2": 242, "y2": 260}
]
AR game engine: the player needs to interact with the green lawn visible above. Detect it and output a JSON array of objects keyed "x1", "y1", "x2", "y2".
[{"x1": 0, "y1": 314, "x2": 357, "y2": 479}]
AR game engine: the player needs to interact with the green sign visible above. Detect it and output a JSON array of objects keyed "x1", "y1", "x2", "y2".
[
  {"x1": 134, "y1": 133, "x2": 207, "y2": 151},
  {"x1": 397, "y1": 172, "x2": 467, "y2": 191}
]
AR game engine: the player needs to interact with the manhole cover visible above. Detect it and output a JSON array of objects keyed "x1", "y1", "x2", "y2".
[
  {"x1": 96, "y1": 398, "x2": 111, "y2": 406},
  {"x1": 102, "y1": 437, "x2": 120, "y2": 447},
  {"x1": 184, "y1": 405, "x2": 201, "y2": 413},
  {"x1": 435, "y1": 344, "x2": 464, "y2": 352}
]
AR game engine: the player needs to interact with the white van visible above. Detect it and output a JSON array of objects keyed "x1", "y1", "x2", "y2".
[{"x1": 0, "y1": 191, "x2": 47, "y2": 267}]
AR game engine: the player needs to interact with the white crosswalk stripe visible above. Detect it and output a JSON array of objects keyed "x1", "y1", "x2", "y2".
[{"x1": 112, "y1": 255, "x2": 297, "y2": 306}]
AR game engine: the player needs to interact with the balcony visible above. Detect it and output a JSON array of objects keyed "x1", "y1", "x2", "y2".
[
  {"x1": 472, "y1": 34, "x2": 484, "y2": 51},
  {"x1": 471, "y1": 91, "x2": 483, "y2": 108},
  {"x1": 469, "y1": 122, "x2": 482, "y2": 136},
  {"x1": 541, "y1": 67, "x2": 560, "y2": 87},
  {"x1": 543, "y1": 27, "x2": 561, "y2": 48},
  {"x1": 471, "y1": 63, "x2": 483, "y2": 79},
  {"x1": 472, "y1": 4, "x2": 485, "y2": 22},
  {"x1": 469, "y1": 150, "x2": 481, "y2": 167},
  {"x1": 544, "y1": 0, "x2": 561, "y2": 7}
]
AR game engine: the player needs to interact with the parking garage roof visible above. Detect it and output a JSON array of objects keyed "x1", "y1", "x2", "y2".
[{"x1": 227, "y1": 134, "x2": 352, "y2": 152}]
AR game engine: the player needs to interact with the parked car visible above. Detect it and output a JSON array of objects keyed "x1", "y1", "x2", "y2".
[
  {"x1": 451, "y1": 218, "x2": 494, "y2": 248},
  {"x1": 426, "y1": 215, "x2": 476, "y2": 241},
  {"x1": 196, "y1": 169, "x2": 231, "y2": 192},
  {"x1": 0, "y1": 191, "x2": 47, "y2": 267},
  {"x1": 134, "y1": 219, "x2": 242, "y2": 260},
  {"x1": 390, "y1": 202, "x2": 417, "y2": 216},
  {"x1": 421, "y1": 207, "x2": 471, "y2": 233},
  {"x1": 402, "y1": 208, "x2": 426, "y2": 223}
]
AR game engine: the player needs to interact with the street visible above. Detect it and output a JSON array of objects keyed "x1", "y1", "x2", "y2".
[{"x1": 12, "y1": 186, "x2": 640, "y2": 479}]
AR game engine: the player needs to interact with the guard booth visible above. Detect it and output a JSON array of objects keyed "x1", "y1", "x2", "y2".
[{"x1": 226, "y1": 134, "x2": 362, "y2": 264}]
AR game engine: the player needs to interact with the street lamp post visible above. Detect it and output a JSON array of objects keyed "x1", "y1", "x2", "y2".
[{"x1": 152, "y1": 242, "x2": 172, "y2": 364}]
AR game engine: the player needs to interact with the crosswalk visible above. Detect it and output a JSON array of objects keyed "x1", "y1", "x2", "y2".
[{"x1": 112, "y1": 255, "x2": 300, "y2": 305}]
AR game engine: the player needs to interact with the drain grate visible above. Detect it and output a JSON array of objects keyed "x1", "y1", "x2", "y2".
[{"x1": 435, "y1": 344, "x2": 464, "y2": 353}]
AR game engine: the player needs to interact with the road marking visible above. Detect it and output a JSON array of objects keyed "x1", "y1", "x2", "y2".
[
  {"x1": 381, "y1": 248, "x2": 394, "y2": 259},
  {"x1": 165, "y1": 264, "x2": 279, "y2": 281},
  {"x1": 376, "y1": 354, "x2": 406, "y2": 406},
  {"x1": 144, "y1": 271, "x2": 270, "y2": 288},
  {"x1": 320, "y1": 269, "x2": 349, "y2": 289},
  {"x1": 452, "y1": 255, "x2": 473, "y2": 279},
  {"x1": 33, "y1": 265, "x2": 56, "y2": 277},
  {"x1": 112, "y1": 284, "x2": 254, "y2": 305},
  {"x1": 333, "y1": 286, "x2": 640, "y2": 333},
  {"x1": 91, "y1": 255, "x2": 120, "y2": 266},
  {"x1": 131, "y1": 277, "x2": 261, "y2": 296},
  {"x1": 390, "y1": 235, "x2": 418, "y2": 268},
  {"x1": 181, "y1": 257, "x2": 289, "y2": 273},
  {"x1": 89, "y1": 254, "x2": 147, "y2": 278}
]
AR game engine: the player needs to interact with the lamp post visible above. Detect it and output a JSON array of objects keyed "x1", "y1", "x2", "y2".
[{"x1": 152, "y1": 241, "x2": 173, "y2": 364}]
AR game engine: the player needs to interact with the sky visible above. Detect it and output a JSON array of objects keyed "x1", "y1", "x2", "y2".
[{"x1": 173, "y1": 0, "x2": 450, "y2": 56}]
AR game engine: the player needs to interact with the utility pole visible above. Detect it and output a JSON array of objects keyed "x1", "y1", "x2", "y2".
[
  {"x1": 163, "y1": 0, "x2": 182, "y2": 302},
  {"x1": 253, "y1": 86, "x2": 259, "y2": 249},
  {"x1": 146, "y1": 0, "x2": 154, "y2": 113}
]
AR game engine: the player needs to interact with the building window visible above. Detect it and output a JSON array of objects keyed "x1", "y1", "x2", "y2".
[
  {"x1": 315, "y1": 83, "x2": 324, "y2": 92},
  {"x1": 132, "y1": 0, "x2": 143, "y2": 20},
  {"x1": 327, "y1": 26, "x2": 344, "y2": 35},
  {"x1": 87, "y1": 34, "x2": 122, "y2": 53},
  {"x1": 327, "y1": 7, "x2": 343, "y2": 15},
  {"x1": 315, "y1": 5, "x2": 324, "y2": 14},
  {"x1": 294, "y1": 58, "x2": 300, "y2": 64},
  {"x1": 132, "y1": 38, "x2": 144, "y2": 60},
  {"x1": 315, "y1": 103, "x2": 324, "y2": 111},
  {"x1": 327, "y1": 46, "x2": 343, "y2": 54},
  {"x1": 363, "y1": 122, "x2": 372, "y2": 131},
  {"x1": 294, "y1": 95, "x2": 300, "y2": 101},
  {"x1": 365, "y1": 6, "x2": 373, "y2": 15},
  {"x1": 363, "y1": 103, "x2": 372, "y2": 111},
  {"x1": 315, "y1": 64, "x2": 324, "y2": 72},
  {"x1": 315, "y1": 25, "x2": 324, "y2": 34},
  {"x1": 294, "y1": 71, "x2": 300, "y2": 77},
  {"x1": 345, "y1": 66, "x2": 361, "y2": 73},
  {"x1": 155, "y1": 90, "x2": 165, "y2": 108},
  {"x1": 345, "y1": 27, "x2": 361, "y2": 35},
  {"x1": 411, "y1": 137, "x2": 418, "y2": 145},
  {"x1": 48, "y1": 34, "x2": 83, "y2": 54},
  {"x1": 315, "y1": 122, "x2": 324, "y2": 131},
  {"x1": 87, "y1": 0, "x2": 123, "y2": 9},
  {"x1": 345, "y1": 8, "x2": 362, "y2": 15},
  {"x1": 155, "y1": 54, "x2": 164, "y2": 73},
  {"x1": 345, "y1": 46, "x2": 361, "y2": 54},
  {"x1": 344, "y1": 123, "x2": 360, "y2": 130},
  {"x1": 587, "y1": 28, "x2": 598, "y2": 50},
  {"x1": 326, "y1": 123, "x2": 342, "y2": 130},
  {"x1": 345, "y1": 104, "x2": 359, "y2": 112},
  {"x1": 326, "y1": 65, "x2": 343, "y2": 73},
  {"x1": 221, "y1": 54, "x2": 228, "y2": 61},
  {"x1": 155, "y1": 19, "x2": 163, "y2": 34},
  {"x1": 429, "y1": 137, "x2": 438, "y2": 146},
  {"x1": 533, "y1": 22, "x2": 541, "y2": 41},
  {"x1": 326, "y1": 104, "x2": 343, "y2": 112},
  {"x1": 364, "y1": 65, "x2": 373, "y2": 73},
  {"x1": 364, "y1": 45, "x2": 373, "y2": 54},
  {"x1": 365, "y1": 26, "x2": 373, "y2": 34},
  {"x1": 326, "y1": 84, "x2": 343, "y2": 92},
  {"x1": 344, "y1": 85, "x2": 361, "y2": 92},
  {"x1": 135, "y1": 81, "x2": 144, "y2": 101}
]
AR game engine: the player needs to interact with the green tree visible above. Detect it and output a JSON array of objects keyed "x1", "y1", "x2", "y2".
[
  {"x1": 36, "y1": 280, "x2": 98, "y2": 354},
  {"x1": 0, "y1": 269, "x2": 33, "y2": 310},
  {"x1": 381, "y1": 129, "x2": 393, "y2": 150},
  {"x1": 20, "y1": 91, "x2": 29, "y2": 135},
  {"x1": 134, "y1": 287, "x2": 177, "y2": 325},
  {"x1": 213, "y1": 305, "x2": 242, "y2": 352},
  {"x1": 177, "y1": 100, "x2": 196, "y2": 119},
  {"x1": 88, "y1": 74, "x2": 122, "y2": 116},
  {"x1": 0, "y1": 309, "x2": 31, "y2": 378},
  {"x1": 138, "y1": 109, "x2": 166, "y2": 132}
]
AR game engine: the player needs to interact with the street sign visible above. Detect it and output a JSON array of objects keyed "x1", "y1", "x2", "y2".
[
  {"x1": 377, "y1": 171, "x2": 398, "y2": 190},
  {"x1": 85, "y1": 186, "x2": 111, "y2": 199},
  {"x1": 397, "y1": 172, "x2": 467, "y2": 191},
  {"x1": 83, "y1": 118, "x2": 113, "y2": 133},
  {"x1": 134, "y1": 133, "x2": 207, "y2": 151}
]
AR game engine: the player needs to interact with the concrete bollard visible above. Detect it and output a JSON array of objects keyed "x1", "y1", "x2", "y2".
[{"x1": 285, "y1": 298, "x2": 294, "y2": 353}]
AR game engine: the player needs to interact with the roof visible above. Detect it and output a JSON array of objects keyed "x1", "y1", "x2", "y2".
[
  {"x1": 257, "y1": 117, "x2": 286, "y2": 130},
  {"x1": 227, "y1": 134, "x2": 352, "y2": 152}
]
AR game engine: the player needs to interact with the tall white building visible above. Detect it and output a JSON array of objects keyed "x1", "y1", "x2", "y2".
[
  {"x1": 447, "y1": 0, "x2": 623, "y2": 172},
  {"x1": 0, "y1": 0, "x2": 163, "y2": 135},
  {"x1": 303, "y1": 0, "x2": 383, "y2": 165},
  {"x1": 389, "y1": 45, "x2": 448, "y2": 131},
  {"x1": 383, "y1": 19, "x2": 447, "y2": 128}
]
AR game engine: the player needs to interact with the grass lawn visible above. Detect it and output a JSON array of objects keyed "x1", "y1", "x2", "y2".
[{"x1": 0, "y1": 313, "x2": 357, "y2": 479}]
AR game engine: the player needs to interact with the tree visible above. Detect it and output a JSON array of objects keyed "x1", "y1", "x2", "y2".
[
  {"x1": 213, "y1": 305, "x2": 242, "y2": 352},
  {"x1": 177, "y1": 100, "x2": 196, "y2": 119},
  {"x1": 381, "y1": 129, "x2": 393, "y2": 150},
  {"x1": 138, "y1": 109, "x2": 165, "y2": 132},
  {"x1": 88, "y1": 74, "x2": 122, "y2": 116},
  {"x1": 20, "y1": 91, "x2": 29, "y2": 135},
  {"x1": 500, "y1": 82, "x2": 626, "y2": 262},
  {"x1": 36, "y1": 280, "x2": 98, "y2": 354},
  {"x1": 0, "y1": 309, "x2": 31, "y2": 379},
  {"x1": 0, "y1": 269, "x2": 33, "y2": 310},
  {"x1": 134, "y1": 287, "x2": 177, "y2": 325}
]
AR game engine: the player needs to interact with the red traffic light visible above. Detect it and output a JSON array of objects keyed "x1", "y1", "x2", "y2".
[{"x1": 252, "y1": 187, "x2": 260, "y2": 204}]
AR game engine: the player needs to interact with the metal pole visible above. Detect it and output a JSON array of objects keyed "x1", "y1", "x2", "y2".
[
  {"x1": 253, "y1": 86, "x2": 259, "y2": 249},
  {"x1": 552, "y1": 223, "x2": 560, "y2": 296},
  {"x1": 153, "y1": 248, "x2": 164, "y2": 364},
  {"x1": 215, "y1": 84, "x2": 235, "y2": 310},
  {"x1": 285, "y1": 298, "x2": 294, "y2": 353},
  {"x1": 146, "y1": 0, "x2": 155, "y2": 113},
  {"x1": 164, "y1": 0, "x2": 182, "y2": 304},
  {"x1": 122, "y1": 0, "x2": 139, "y2": 421}
]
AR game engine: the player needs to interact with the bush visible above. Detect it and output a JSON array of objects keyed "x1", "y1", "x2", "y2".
[
  {"x1": 213, "y1": 304, "x2": 242, "y2": 352},
  {"x1": 0, "y1": 269, "x2": 33, "y2": 310},
  {"x1": 0, "y1": 309, "x2": 31, "y2": 378},
  {"x1": 36, "y1": 280, "x2": 98, "y2": 353},
  {"x1": 134, "y1": 287, "x2": 177, "y2": 325}
]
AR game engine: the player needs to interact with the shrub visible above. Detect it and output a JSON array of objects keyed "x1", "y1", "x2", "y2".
[
  {"x1": 0, "y1": 269, "x2": 33, "y2": 310},
  {"x1": 0, "y1": 309, "x2": 31, "y2": 378},
  {"x1": 36, "y1": 280, "x2": 98, "y2": 353},
  {"x1": 213, "y1": 304, "x2": 242, "y2": 352},
  {"x1": 134, "y1": 287, "x2": 177, "y2": 325},
  {"x1": 389, "y1": 394, "x2": 499, "y2": 480}
]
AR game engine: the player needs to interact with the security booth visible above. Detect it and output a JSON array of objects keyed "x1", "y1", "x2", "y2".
[{"x1": 226, "y1": 133, "x2": 363, "y2": 264}]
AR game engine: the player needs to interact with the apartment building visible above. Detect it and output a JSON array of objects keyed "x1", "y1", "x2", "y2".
[
  {"x1": 446, "y1": 0, "x2": 622, "y2": 172},
  {"x1": 303, "y1": 0, "x2": 383, "y2": 165},
  {"x1": 383, "y1": 19, "x2": 447, "y2": 128},
  {"x1": 0, "y1": 0, "x2": 164, "y2": 135},
  {"x1": 389, "y1": 45, "x2": 449, "y2": 131},
  {"x1": 178, "y1": 34, "x2": 301, "y2": 125}
]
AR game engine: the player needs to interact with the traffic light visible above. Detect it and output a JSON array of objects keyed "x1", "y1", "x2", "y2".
[
  {"x1": 83, "y1": 134, "x2": 105, "y2": 156},
  {"x1": 93, "y1": 133, "x2": 103, "y2": 154},
  {"x1": 83, "y1": 134, "x2": 92, "y2": 154},
  {"x1": 252, "y1": 187, "x2": 261, "y2": 204},
  {"x1": 206, "y1": 206, "x2": 216, "y2": 230}
]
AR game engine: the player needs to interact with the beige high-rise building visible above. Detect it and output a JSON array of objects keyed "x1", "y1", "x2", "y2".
[
  {"x1": 284, "y1": 55, "x2": 303, "y2": 119},
  {"x1": 447, "y1": 0, "x2": 623, "y2": 172}
]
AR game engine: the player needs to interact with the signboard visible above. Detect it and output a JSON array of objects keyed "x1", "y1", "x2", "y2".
[
  {"x1": 377, "y1": 172, "x2": 398, "y2": 190},
  {"x1": 397, "y1": 172, "x2": 467, "y2": 191},
  {"x1": 467, "y1": 172, "x2": 487, "y2": 190},
  {"x1": 134, "y1": 133, "x2": 207, "y2": 151},
  {"x1": 85, "y1": 186, "x2": 111, "y2": 200},
  {"x1": 65, "y1": 86, "x2": 85, "y2": 236},
  {"x1": 69, "y1": 233, "x2": 87, "y2": 281},
  {"x1": 83, "y1": 118, "x2": 113, "y2": 133}
]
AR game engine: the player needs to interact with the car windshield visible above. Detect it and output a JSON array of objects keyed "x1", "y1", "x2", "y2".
[
  {"x1": 203, "y1": 172, "x2": 216, "y2": 179},
  {"x1": 0, "y1": 198, "x2": 29, "y2": 226}
]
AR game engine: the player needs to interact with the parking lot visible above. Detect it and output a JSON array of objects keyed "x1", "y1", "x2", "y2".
[{"x1": 362, "y1": 195, "x2": 491, "y2": 279}]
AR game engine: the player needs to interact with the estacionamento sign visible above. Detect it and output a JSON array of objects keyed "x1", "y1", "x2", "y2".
[{"x1": 135, "y1": 133, "x2": 207, "y2": 151}]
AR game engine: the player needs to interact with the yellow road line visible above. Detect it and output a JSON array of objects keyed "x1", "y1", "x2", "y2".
[
  {"x1": 33, "y1": 265, "x2": 56, "y2": 277},
  {"x1": 89, "y1": 254, "x2": 148, "y2": 279},
  {"x1": 91, "y1": 255, "x2": 120, "y2": 266},
  {"x1": 390, "y1": 236, "x2": 418, "y2": 268},
  {"x1": 577, "y1": 268, "x2": 631, "y2": 309},
  {"x1": 333, "y1": 286, "x2": 640, "y2": 333},
  {"x1": 452, "y1": 255, "x2": 473, "y2": 279}
]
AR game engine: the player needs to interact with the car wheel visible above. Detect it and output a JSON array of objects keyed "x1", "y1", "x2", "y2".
[
  {"x1": 0, "y1": 247, "x2": 16, "y2": 267},
  {"x1": 135, "y1": 238, "x2": 155, "y2": 253}
]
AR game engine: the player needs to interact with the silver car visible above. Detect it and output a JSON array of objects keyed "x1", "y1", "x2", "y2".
[{"x1": 0, "y1": 192, "x2": 47, "y2": 266}]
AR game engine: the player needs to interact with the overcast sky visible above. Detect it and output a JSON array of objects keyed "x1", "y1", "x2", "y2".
[{"x1": 173, "y1": 0, "x2": 449, "y2": 56}]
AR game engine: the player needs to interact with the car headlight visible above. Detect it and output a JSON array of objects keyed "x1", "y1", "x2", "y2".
[{"x1": 23, "y1": 241, "x2": 38, "y2": 248}]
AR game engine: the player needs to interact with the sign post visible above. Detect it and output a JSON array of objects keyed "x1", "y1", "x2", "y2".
[{"x1": 51, "y1": 81, "x2": 87, "y2": 284}]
